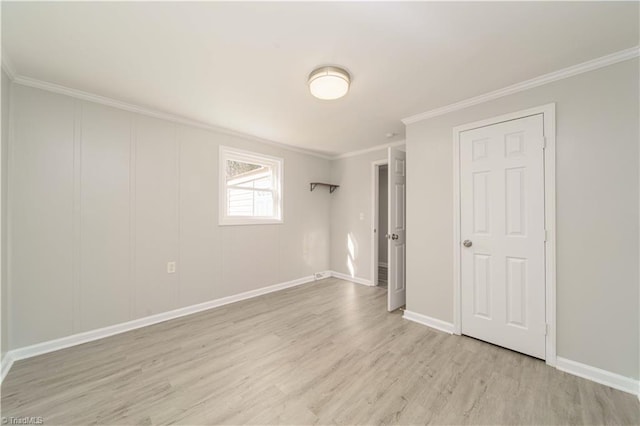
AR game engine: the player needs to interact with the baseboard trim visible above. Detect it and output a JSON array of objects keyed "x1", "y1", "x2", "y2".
[
  {"x1": 1, "y1": 352, "x2": 15, "y2": 383},
  {"x1": 330, "y1": 271, "x2": 374, "y2": 286},
  {"x1": 6, "y1": 278, "x2": 637, "y2": 399},
  {"x1": 403, "y1": 312, "x2": 639, "y2": 396},
  {"x1": 556, "y1": 357, "x2": 639, "y2": 396},
  {"x1": 403, "y1": 310, "x2": 455, "y2": 334},
  {"x1": 1, "y1": 274, "x2": 317, "y2": 383}
]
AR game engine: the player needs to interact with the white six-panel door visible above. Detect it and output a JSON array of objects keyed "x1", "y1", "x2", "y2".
[
  {"x1": 460, "y1": 114, "x2": 546, "y2": 359},
  {"x1": 388, "y1": 147, "x2": 406, "y2": 312}
]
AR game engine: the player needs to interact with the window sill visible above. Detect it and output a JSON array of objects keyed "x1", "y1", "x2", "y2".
[{"x1": 219, "y1": 217, "x2": 284, "y2": 226}]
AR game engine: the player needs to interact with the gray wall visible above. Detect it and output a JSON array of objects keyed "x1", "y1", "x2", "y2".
[
  {"x1": 330, "y1": 150, "x2": 387, "y2": 282},
  {"x1": 5, "y1": 58, "x2": 638, "y2": 384},
  {"x1": 378, "y1": 166, "x2": 388, "y2": 265},
  {"x1": 8, "y1": 83, "x2": 331, "y2": 350},
  {"x1": 1, "y1": 70, "x2": 9, "y2": 363},
  {"x1": 405, "y1": 58, "x2": 639, "y2": 379}
]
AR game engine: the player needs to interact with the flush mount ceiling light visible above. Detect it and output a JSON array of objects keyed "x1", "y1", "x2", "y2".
[{"x1": 308, "y1": 66, "x2": 350, "y2": 100}]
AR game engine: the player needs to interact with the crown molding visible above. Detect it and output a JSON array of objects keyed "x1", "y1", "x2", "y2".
[
  {"x1": 9, "y1": 73, "x2": 334, "y2": 160},
  {"x1": 8, "y1": 45, "x2": 635, "y2": 159},
  {"x1": 402, "y1": 46, "x2": 640, "y2": 125},
  {"x1": 6, "y1": 67, "x2": 402, "y2": 161},
  {"x1": 333, "y1": 139, "x2": 405, "y2": 160}
]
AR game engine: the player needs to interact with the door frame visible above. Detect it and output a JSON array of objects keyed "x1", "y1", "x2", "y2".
[
  {"x1": 452, "y1": 103, "x2": 557, "y2": 366},
  {"x1": 371, "y1": 159, "x2": 389, "y2": 288}
]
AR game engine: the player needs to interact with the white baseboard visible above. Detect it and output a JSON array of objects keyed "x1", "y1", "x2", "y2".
[
  {"x1": 313, "y1": 270, "x2": 332, "y2": 280},
  {"x1": 403, "y1": 310, "x2": 455, "y2": 334},
  {"x1": 1, "y1": 352, "x2": 15, "y2": 382},
  {"x1": 556, "y1": 357, "x2": 639, "y2": 396},
  {"x1": 6, "y1": 276, "x2": 638, "y2": 400},
  {"x1": 330, "y1": 271, "x2": 374, "y2": 286},
  {"x1": 404, "y1": 311, "x2": 639, "y2": 397},
  {"x1": 1, "y1": 274, "x2": 317, "y2": 383}
]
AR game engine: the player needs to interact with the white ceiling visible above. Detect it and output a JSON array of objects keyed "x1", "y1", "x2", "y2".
[{"x1": 2, "y1": 2, "x2": 638, "y2": 156}]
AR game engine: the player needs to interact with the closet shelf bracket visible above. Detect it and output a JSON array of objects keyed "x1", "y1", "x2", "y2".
[{"x1": 310, "y1": 182, "x2": 340, "y2": 194}]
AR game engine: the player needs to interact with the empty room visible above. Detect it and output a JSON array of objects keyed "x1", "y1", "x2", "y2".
[{"x1": 0, "y1": 1, "x2": 639, "y2": 425}]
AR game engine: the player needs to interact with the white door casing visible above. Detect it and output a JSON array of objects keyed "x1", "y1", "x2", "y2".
[
  {"x1": 388, "y1": 147, "x2": 406, "y2": 311},
  {"x1": 460, "y1": 114, "x2": 546, "y2": 359}
]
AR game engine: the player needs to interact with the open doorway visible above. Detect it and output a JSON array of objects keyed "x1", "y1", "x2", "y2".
[
  {"x1": 371, "y1": 159, "x2": 388, "y2": 290},
  {"x1": 377, "y1": 165, "x2": 389, "y2": 288},
  {"x1": 372, "y1": 147, "x2": 406, "y2": 312}
]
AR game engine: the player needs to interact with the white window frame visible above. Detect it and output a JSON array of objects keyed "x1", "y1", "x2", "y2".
[{"x1": 219, "y1": 146, "x2": 284, "y2": 226}]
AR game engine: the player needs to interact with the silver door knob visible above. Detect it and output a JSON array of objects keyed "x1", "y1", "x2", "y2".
[
  {"x1": 392, "y1": 234, "x2": 399, "y2": 240},
  {"x1": 462, "y1": 240, "x2": 472, "y2": 247}
]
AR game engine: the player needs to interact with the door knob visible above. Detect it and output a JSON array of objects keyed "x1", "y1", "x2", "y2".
[
  {"x1": 462, "y1": 240, "x2": 472, "y2": 247},
  {"x1": 392, "y1": 234, "x2": 399, "y2": 240}
]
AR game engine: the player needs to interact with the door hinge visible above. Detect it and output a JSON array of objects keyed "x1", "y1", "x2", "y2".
[
  {"x1": 541, "y1": 136, "x2": 547, "y2": 149},
  {"x1": 543, "y1": 229, "x2": 549, "y2": 242},
  {"x1": 545, "y1": 324, "x2": 550, "y2": 336}
]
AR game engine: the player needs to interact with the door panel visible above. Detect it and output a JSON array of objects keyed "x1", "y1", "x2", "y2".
[
  {"x1": 473, "y1": 253, "x2": 491, "y2": 319},
  {"x1": 472, "y1": 171, "x2": 490, "y2": 234},
  {"x1": 505, "y1": 168, "x2": 526, "y2": 235},
  {"x1": 506, "y1": 257, "x2": 527, "y2": 327},
  {"x1": 460, "y1": 114, "x2": 545, "y2": 359},
  {"x1": 388, "y1": 147, "x2": 406, "y2": 311}
]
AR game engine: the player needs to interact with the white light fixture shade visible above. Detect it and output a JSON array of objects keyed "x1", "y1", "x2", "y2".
[{"x1": 308, "y1": 66, "x2": 350, "y2": 100}]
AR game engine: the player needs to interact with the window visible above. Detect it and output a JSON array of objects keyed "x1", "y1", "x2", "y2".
[{"x1": 219, "y1": 146, "x2": 283, "y2": 225}]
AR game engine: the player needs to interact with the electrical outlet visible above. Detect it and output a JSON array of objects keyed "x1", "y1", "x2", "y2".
[
  {"x1": 314, "y1": 271, "x2": 330, "y2": 280},
  {"x1": 167, "y1": 261, "x2": 176, "y2": 274}
]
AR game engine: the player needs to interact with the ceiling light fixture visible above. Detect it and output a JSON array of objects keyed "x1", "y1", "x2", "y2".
[{"x1": 308, "y1": 66, "x2": 350, "y2": 100}]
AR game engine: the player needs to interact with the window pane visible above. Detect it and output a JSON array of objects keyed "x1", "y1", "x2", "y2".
[
  {"x1": 253, "y1": 191, "x2": 274, "y2": 217},
  {"x1": 226, "y1": 160, "x2": 262, "y2": 179},
  {"x1": 226, "y1": 159, "x2": 273, "y2": 190},
  {"x1": 227, "y1": 189, "x2": 274, "y2": 217},
  {"x1": 230, "y1": 170, "x2": 273, "y2": 190},
  {"x1": 220, "y1": 147, "x2": 282, "y2": 224},
  {"x1": 252, "y1": 174, "x2": 272, "y2": 189},
  {"x1": 227, "y1": 188, "x2": 254, "y2": 216}
]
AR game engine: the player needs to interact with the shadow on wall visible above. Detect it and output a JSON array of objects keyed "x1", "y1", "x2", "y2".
[{"x1": 347, "y1": 232, "x2": 359, "y2": 277}]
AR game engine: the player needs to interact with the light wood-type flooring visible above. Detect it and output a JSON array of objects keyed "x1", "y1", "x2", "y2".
[{"x1": 2, "y1": 278, "x2": 639, "y2": 425}]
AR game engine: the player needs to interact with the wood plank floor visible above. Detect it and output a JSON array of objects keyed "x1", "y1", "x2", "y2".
[{"x1": 2, "y1": 278, "x2": 639, "y2": 425}]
